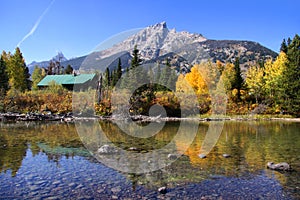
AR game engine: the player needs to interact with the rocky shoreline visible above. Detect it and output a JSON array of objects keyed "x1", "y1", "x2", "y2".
[
  {"x1": 1, "y1": 112, "x2": 299, "y2": 123},
  {"x1": 0, "y1": 112, "x2": 77, "y2": 122}
]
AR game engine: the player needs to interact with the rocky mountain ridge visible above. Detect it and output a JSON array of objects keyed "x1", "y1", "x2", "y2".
[{"x1": 28, "y1": 22, "x2": 278, "y2": 74}]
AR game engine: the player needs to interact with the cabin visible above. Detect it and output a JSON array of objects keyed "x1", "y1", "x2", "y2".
[{"x1": 37, "y1": 73, "x2": 96, "y2": 91}]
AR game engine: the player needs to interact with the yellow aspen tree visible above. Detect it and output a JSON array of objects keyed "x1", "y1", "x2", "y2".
[
  {"x1": 264, "y1": 52, "x2": 288, "y2": 108},
  {"x1": 185, "y1": 64, "x2": 208, "y2": 95},
  {"x1": 245, "y1": 65, "x2": 264, "y2": 103},
  {"x1": 216, "y1": 60, "x2": 224, "y2": 74},
  {"x1": 176, "y1": 74, "x2": 192, "y2": 93},
  {"x1": 219, "y1": 62, "x2": 235, "y2": 94},
  {"x1": 200, "y1": 61, "x2": 219, "y2": 90}
]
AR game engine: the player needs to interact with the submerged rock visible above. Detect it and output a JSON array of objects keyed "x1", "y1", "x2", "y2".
[
  {"x1": 267, "y1": 162, "x2": 292, "y2": 171},
  {"x1": 199, "y1": 154, "x2": 207, "y2": 159},
  {"x1": 97, "y1": 145, "x2": 119, "y2": 154}
]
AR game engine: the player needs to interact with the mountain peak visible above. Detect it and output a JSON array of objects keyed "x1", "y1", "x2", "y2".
[
  {"x1": 52, "y1": 52, "x2": 67, "y2": 62},
  {"x1": 97, "y1": 21, "x2": 207, "y2": 60},
  {"x1": 151, "y1": 21, "x2": 167, "y2": 29},
  {"x1": 73, "y1": 22, "x2": 276, "y2": 70}
]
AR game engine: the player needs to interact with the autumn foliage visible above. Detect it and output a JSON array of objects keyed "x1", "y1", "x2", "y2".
[{"x1": 0, "y1": 35, "x2": 299, "y2": 117}]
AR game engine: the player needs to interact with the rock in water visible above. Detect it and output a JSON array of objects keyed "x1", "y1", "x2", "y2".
[
  {"x1": 97, "y1": 144, "x2": 118, "y2": 154},
  {"x1": 199, "y1": 154, "x2": 207, "y2": 159},
  {"x1": 158, "y1": 186, "x2": 167, "y2": 194},
  {"x1": 167, "y1": 154, "x2": 178, "y2": 160},
  {"x1": 222, "y1": 154, "x2": 231, "y2": 158},
  {"x1": 267, "y1": 162, "x2": 291, "y2": 171}
]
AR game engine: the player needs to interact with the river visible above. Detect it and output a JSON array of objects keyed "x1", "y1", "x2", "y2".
[{"x1": 0, "y1": 120, "x2": 299, "y2": 199}]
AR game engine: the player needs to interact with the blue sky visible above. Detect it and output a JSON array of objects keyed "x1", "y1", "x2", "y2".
[{"x1": 1, "y1": 0, "x2": 299, "y2": 64}]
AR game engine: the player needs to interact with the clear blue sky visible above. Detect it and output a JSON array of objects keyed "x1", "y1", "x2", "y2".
[{"x1": 1, "y1": 0, "x2": 299, "y2": 64}]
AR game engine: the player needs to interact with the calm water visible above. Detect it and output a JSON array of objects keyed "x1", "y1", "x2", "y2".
[{"x1": 0, "y1": 120, "x2": 299, "y2": 199}]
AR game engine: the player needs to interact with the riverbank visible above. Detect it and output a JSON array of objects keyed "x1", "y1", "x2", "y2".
[
  {"x1": 0, "y1": 112, "x2": 77, "y2": 122},
  {"x1": 1, "y1": 112, "x2": 299, "y2": 122}
]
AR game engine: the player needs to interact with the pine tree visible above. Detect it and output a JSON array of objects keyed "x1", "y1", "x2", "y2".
[
  {"x1": 160, "y1": 59, "x2": 171, "y2": 87},
  {"x1": 111, "y1": 69, "x2": 117, "y2": 87},
  {"x1": 284, "y1": 34, "x2": 300, "y2": 116},
  {"x1": 24, "y1": 65, "x2": 31, "y2": 90},
  {"x1": 47, "y1": 60, "x2": 55, "y2": 75},
  {"x1": 120, "y1": 67, "x2": 130, "y2": 89},
  {"x1": 232, "y1": 57, "x2": 243, "y2": 100},
  {"x1": 6, "y1": 47, "x2": 30, "y2": 92},
  {"x1": 280, "y1": 39, "x2": 288, "y2": 53},
  {"x1": 64, "y1": 64, "x2": 73, "y2": 74},
  {"x1": 0, "y1": 55, "x2": 9, "y2": 94},
  {"x1": 104, "y1": 67, "x2": 111, "y2": 88},
  {"x1": 128, "y1": 45, "x2": 144, "y2": 90},
  {"x1": 130, "y1": 45, "x2": 142, "y2": 70},
  {"x1": 287, "y1": 37, "x2": 292, "y2": 46},
  {"x1": 112, "y1": 58, "x2": 122, "y2": 87},
  {"x1": 117, "y1": 58, "x2": 122, "y2": 80}
]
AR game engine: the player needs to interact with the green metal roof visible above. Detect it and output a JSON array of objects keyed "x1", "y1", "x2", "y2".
[{"x1": 37, "y1": 74, "x2": 96, "y2": 86}]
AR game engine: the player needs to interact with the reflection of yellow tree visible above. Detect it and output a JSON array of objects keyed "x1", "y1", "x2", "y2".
[
  {"x1": 0, "y1": 140, "x2": 27, "y2": 177},
  {"x1": 174, "y1": 121, "x2": 300, "y2": 178}
]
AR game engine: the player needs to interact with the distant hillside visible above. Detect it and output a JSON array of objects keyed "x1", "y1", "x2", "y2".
[{"x1": 199, "y1": 39, "x2": 278, "y2": 64}]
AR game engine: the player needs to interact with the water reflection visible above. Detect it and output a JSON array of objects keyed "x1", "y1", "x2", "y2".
[
  {"x1": 96, "y1": 120, "x2": 300, "y2": 198},
  {"x1": 95, "y1": 120, "x2": 300, "y2": 175},
  {"x1": 0, "y1": 120, "x2": 299, "y2": 199},
  {"x1": 0, "y1": 122, "x2": 84, "y2": 176}
]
